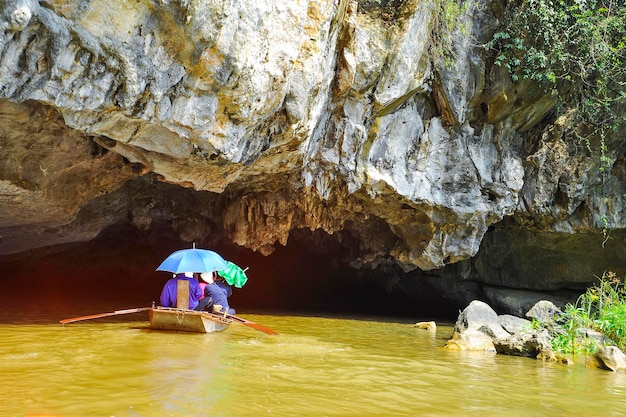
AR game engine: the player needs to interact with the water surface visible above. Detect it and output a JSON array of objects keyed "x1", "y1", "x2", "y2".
[{"x1": 2, "y1": 310, "x2": 626, "y2": 417}]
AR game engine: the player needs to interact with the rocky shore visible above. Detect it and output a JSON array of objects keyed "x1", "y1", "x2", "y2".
[{"x1": 440, "y1": 299, "x2": 626, "y2": 372}]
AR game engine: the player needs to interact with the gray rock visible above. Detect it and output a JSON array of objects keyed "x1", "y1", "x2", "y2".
[
  {"x1": 525, "y1": 300, "x2": 563, "y2": 324},
  {"x1": 454, "y1": 300, "x2": 495, "y2": 329},
  {"x1": 493, "y1": 329, "x2": 553, "y2": 358},
  {"x1": 498, "y1": 314, "x2": 531, "y2": 335},
  {"x1": 444, "y1": 328, "x2": 496, "y2": 352},
  {"x1": 412, "y1": 321, "x2": 436, "y2": 331},
  {"x1": 595, "y1": 346, "x2": 626, "y2": 372},
  {"x1": 446, "y1": 300, "x2": 510, "y2": 351}
]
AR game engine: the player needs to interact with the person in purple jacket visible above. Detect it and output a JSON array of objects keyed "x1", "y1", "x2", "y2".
[{"x1": 159, "y1": 272, "x2": 203, "y2": 310}]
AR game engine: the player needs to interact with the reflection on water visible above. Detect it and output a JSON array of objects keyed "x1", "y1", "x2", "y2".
[{"x1": 1, "y1": 308, "x2": 626, "y2": 417}]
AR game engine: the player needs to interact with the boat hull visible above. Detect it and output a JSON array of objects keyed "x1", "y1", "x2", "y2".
[{"x1": 149, "y1": 307, "x2": 232, "y2": 333}]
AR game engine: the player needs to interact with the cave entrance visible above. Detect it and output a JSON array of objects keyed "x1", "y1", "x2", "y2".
[{"x1": 0, "y1": 221, "x2": 460, "y2": 323}]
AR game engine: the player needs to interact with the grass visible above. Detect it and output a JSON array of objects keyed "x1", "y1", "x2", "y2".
[{"x1": 551, "y1": 271, "x2": 626, "y2": 354}]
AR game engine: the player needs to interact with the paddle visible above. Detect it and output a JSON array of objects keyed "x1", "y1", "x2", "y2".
[
  {"x1": 59, "y1": 307, "x2": 153, "y2": 324},
  {"x1": 220, "y1": 312, "x2": 278, "y2": 335}
]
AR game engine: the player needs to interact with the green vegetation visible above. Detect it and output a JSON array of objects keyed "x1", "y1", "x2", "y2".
[
  {"x1": 429, "y1": 0, "x2": 469, "y2": 68},
  {"x1": 484, "y1": 0, "x2": 626, "y2": 158},
  {"x1": 551, "y1": 271, "x2": 626, "y2": 354}
]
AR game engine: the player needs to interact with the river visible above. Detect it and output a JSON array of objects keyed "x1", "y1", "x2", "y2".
[{"x1": 2, "y1": 304, "x2": 626, "y2": 417}]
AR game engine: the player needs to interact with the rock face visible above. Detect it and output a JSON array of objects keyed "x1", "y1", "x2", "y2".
[{"x1": 0, "y1": 0, "x2": 624, "y2": 313}]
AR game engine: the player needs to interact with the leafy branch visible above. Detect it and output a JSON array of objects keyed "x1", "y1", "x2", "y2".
[
  {"x1": 484, "y1": 0, "x2": 626, "y2": 150},
  {"x1": 429, "y1": 0, "x2": 469, "y2": 68}
]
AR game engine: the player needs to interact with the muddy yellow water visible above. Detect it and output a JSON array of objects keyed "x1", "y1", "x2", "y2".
[{"x1": 2, "y1": 312, "x2": 626, "y2": 417}]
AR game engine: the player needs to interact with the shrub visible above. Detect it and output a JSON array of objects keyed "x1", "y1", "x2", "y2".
[
  {"x1": 484, "y1": 0, "x2": 626, "y2": 164},
  {"x1": 552, "y1": 271, "x2": 626, "y2": 354}
]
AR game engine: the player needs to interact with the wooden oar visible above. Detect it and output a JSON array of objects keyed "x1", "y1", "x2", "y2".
[
  {"x1": 222, "y1": 313, "x2": 278, "y2": 335},
  {"x1": 59, "y1": 307, "x2": 152, "y2": 325}
]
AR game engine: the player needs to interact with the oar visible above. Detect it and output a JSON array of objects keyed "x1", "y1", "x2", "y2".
[
  {"x1": 221, "y1": 313, "x2": 278, "y2": 335},
  {"x1": 60, "y1": 307, "x2": 153, "y2": 325}
]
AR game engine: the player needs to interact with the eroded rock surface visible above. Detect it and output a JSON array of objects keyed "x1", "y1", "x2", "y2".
[{"x1": 0, "y1": 0, "x2": 624, "y2": 313}]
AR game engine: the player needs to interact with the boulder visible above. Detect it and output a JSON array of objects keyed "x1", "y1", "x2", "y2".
[
  {"x1": 444, "y1": 329, "x2": 496, "y2": 352},
  {"x1": 445, "y1": 300, "x2": 558, "y2": 358},
  {"x1": 525, "y1": 300, "x2": 563, "y2": 324},
  {"x1": 453, "y1": 300, "x2": 510, "y2": 339},
  {"x1": 493, "y1": 329, "x2": 553, "y2": 358},
  {"x1": 595, "y1": 346, "x2": 626, "y2": 372},
  {"x1": 498, "y1": 314, "x2": 531, "y2": 335},
  {"x1": 444, "y1": 300, "x2": 510, "y2": 351},
  {"x1": 585, "y1": 329, "x2": 613, "y2": 347},
  {"x1": 412, "y1": 321, "x2": 436, "y2": 331}
]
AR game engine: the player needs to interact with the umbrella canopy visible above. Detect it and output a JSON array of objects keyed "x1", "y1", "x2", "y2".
[
  {"x1": 217, "y1": 261, "x2": 249, "y2": 288},
  {"x1": 156, "y1": 248, "x2": 228, "y2": 274}
]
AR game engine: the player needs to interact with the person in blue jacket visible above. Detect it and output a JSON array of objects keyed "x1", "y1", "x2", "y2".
[
  {"x1": 201, "y1": 271, "x2": 236, "y2": 314},
  {"x1": 195, "y1": 273, "x2": 214, "y2": 312}
]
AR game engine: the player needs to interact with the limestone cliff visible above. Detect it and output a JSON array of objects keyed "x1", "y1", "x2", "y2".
[{"x1": 0, "y1": 0, "x2": 624, "y2": 314}]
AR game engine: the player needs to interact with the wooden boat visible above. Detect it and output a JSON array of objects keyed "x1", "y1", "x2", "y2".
[
  {"x1": 149, "y1": 307, "x2": 232, "y2": 333},
  {"x1": 60, "y1": 305, "x2": 275, "y2": 334},
  {"x1": 148, "y1": 277, "x2": 232, "y2": 333},
  {"x1": 60, "y1": 277, "x2": 276, "y2": 335}
]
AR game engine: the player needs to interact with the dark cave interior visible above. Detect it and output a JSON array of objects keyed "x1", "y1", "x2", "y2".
[{"x1": 0, "y1": 221, "x2": 461, "y2": 325}]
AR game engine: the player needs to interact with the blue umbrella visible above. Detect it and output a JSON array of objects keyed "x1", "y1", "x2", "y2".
[{"x1": 156, "y1": 246, "x2": 228, "y2": 274}]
